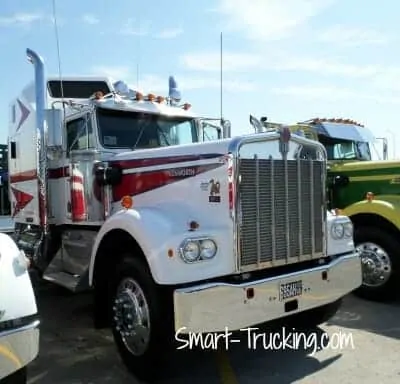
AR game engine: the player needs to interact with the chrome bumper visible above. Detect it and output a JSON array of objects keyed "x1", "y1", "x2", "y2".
[
  {"x1": 0, "y1": 319, "x2": 40, "y2": 380},
  {"x1": 174, "y1": 252, "x2": 361, "y2": 333}
]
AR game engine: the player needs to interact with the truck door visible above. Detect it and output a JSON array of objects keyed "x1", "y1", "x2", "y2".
[{"x1": 63, "y1": 113, "x2": 95, "y2": 222}]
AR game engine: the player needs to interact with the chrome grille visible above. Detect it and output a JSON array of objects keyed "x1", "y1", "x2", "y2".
[{"x1": 238, "y1": 158, "x2": 325, "y2": 270}]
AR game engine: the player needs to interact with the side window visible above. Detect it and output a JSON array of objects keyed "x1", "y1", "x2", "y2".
[
  {"x1": 66, "y1": 115, "x2": 94, "y2": 155},
  {"x1": 201, "y1": 123, "x2": 220, "y2": 141},
  {"x1": 163, "y1": 121, "x2": 194, "y2": 145},
  {"x1": 334, "y1": 142, "x2": 356, "y2": 159}
]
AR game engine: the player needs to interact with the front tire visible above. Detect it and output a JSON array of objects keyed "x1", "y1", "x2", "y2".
[
  {"x1": 109, "y1": 256, "x2": 174, "y2": 381},
  {"x1": 353, "y1": 226, "x2": 400, "y2": 302}
]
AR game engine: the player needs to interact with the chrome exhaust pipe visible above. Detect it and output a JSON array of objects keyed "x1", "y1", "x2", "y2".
[{"x1": 26, "y1": 48, "x2": 48, "y2": 233}]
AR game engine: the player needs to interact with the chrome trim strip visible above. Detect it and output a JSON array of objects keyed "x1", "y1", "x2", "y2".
[{"x1": 0, "y1": 319, "x2": 40, "y2": 338}]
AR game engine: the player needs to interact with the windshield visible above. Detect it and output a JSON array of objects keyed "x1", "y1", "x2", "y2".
[
  {"x1": 318, "y1": 135, "x2": 372, "y2": 161},
  {"x1": 96, "y1": 107, "x2": 198, "y2": 149}
]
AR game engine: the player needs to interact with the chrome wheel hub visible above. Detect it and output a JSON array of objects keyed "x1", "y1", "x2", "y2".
[
  {"x1": 113, "y1": 277, "x2": 151, "y2": 356},
  {"x1": 356, "y1": 242, "x2": 392, "y2": 287}
]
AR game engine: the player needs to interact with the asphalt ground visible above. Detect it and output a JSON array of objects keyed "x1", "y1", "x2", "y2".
[{"x1": 27, "y1": 281, "x2": 400, "y2": 384}]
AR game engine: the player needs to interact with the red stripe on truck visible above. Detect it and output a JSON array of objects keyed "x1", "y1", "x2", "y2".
[
  {"x1": 112, "y1": 163, "x2": 223, "y2": 201},
  {"x1": 110, "y1": 153, "x2": 224, "y2": 170},
  {"x1": 9, "y1": 166, "x2": 69, "y2": 183}
]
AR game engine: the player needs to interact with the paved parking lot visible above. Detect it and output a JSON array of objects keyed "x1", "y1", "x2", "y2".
[{"x1": 27, "y1": 280, "x2": 400, "y2": 384}]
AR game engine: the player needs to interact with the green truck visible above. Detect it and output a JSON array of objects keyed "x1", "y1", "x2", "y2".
[{"x1": 260, "y1": 117, "x2": 397, "y2": 302}]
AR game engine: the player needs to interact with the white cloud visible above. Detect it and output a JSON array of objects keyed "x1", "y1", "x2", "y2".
[
  {"x1": 318, "y1": 25, "x2": 389, "y2": 46},
  {"x1": 273, "y1": 56, "x2": 380, "y2": 78},
  {"x1": 273, "y1": 85, "x2": 400, "y2": 104},
  {"x1": 82, "y1": 14, "x2": 99, "y2": 25},
  {"x1": 155, "y1": 28, "x2": 183, "y2": 39},
  {"x1": 0, "y1": 12, "x2": 43, "y2": 27},
  {"x1": 180, "y1": 50, "x2": 382, "y2": 79},
  {"x1": 215, "y1": 0, "x2": 334, "y2": 41},
  {"x1": 89, "y1": 66, "x2": 255, "y2": 93},
  {"x1": 119, "y1": 18, "x2": 148, "y2": 36},
  {"x1": 91, "y1": 65, "x2": 131, "y2": 80},
  {"x1": 180, "y1": 52, "x2": 260, "y2": 72}
]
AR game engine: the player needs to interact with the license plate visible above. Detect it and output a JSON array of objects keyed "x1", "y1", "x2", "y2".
[{"x1": 279, "y1": 280, "x2": 303, "y2": 301}]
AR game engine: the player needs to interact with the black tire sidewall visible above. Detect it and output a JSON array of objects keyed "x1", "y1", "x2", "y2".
[
  {"x1": 109, "y1": 256, "x2": 173, "y2": 378},
  {"x1": 354, "y1": 225, "x2": 400, "y2": 298}
]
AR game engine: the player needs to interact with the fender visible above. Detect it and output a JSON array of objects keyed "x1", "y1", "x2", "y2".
[
  {"x1": 89, "y1": 206, "x2": 235, "y2": 286},
  {"x1": 340, "y1": 195, "x2": 400, "y2": 230},
  {"x1": 89, "y1": 207, "x2": 173, "y2": 286}
]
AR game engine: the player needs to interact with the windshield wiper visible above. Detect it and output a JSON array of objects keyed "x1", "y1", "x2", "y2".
[
  {"x1": 157, "y1": 126, "x2": 171, "y2": 146},
  {"x1": 131, "y1": 120, "x2": 151, "y2": 150}
]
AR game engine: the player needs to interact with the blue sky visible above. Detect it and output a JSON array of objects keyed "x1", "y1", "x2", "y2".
[{"x1": 1, "y1": 0, "x2": 400, "y2": 157}]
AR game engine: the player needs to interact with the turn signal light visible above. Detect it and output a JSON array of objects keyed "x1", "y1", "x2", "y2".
[{"x1": 121, "y1": 195, "x2": 133, "y2": 209}]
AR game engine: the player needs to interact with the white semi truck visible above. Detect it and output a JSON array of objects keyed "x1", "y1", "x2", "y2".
[{"x1": 7, "y1": 48, "x2": 362, "y2": 380}]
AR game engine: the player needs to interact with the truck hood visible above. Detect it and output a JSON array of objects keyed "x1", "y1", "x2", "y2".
[
  {"x1": 105, "y1": 139, "x2": 232, "y2": 163},
  {"x1": 328, "y1": 159, "x2": 400, "y2": 173}
]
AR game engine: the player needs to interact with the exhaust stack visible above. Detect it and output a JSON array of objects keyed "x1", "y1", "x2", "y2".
[{"x1": 26, "y1": 48, "x2": 48, "y2": 233}]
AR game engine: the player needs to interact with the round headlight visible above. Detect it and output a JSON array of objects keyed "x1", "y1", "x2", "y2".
[
  {"x1": 344, "y1": 222, "x2": 353, "y2": 238},
  {"x1": 331, "y1": 223, "x2": 345, "y2": 239},
  {"x1": 200, "y1": 239, "x2": 217, "y2": 259},
  {"x1": 181, "y1": 241, "x2": 200, "y2": 263}
]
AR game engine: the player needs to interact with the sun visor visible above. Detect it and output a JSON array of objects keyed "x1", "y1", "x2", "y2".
[{"x1": 314, "y1": 122, "x2": 376, "y2": 142}]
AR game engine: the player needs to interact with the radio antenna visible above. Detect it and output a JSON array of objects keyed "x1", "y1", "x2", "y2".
[
  {"x1": 51, "y1": 0, "x2": 65, "y2": 104},
  {"x1": 220, "y1": 32, "x2": 223, "y2": 123},
  {"x1": 136, "y1": 13, "x2": 141, "y2": 89}
]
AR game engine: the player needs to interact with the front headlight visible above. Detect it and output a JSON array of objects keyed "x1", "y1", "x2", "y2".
[
  {"x1": 331, "y1": 222, "x2": 345, "y2": 239},
  {"x1": 343, "y1": 222, "x2": 353, "y2": 238},
  {"x1": 199, "y1": 239, "x2": 217, "y2": 259},
  {"x1": 180, "y1": 240, "x2": 200, "y2": 263},
  {"x1": 179, "y1": 237, "x2": 217, "y2": 263},
  {"x1": 331, "y1": 220, "x2": 353, "y2": 239}
]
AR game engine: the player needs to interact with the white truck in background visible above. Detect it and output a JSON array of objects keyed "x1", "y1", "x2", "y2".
[
  {"x1": 0, "y1": 233, "x2": 39, "y2": 384},
  {"x1": 7, "y1": 48, "x2": 362, "y2": 381}
]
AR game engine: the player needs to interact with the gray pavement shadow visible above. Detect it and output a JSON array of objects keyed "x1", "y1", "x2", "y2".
[
  {"x1": 325, "y1": 294, "x2": 400, "y2": 340},
  {"x1": 28, "y1": 280, "x2": 347, "y2": 384},
  {"x1": 28, "y1": 282, "x2": 221, "y2": 384},
  {"x1": 219, "y1": 323, "x2": 342, "y2": 384}
]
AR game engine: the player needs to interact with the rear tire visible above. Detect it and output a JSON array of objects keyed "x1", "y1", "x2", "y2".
[
  {"x1": 109, "y1": 256, "x2": 174, "y2": 381},
  {"x1": 353, "y1": 226, "x2": 400, "y2": 302},
  {"x1": 1, "y1": 367, "x2": 27, "y2": 384}
]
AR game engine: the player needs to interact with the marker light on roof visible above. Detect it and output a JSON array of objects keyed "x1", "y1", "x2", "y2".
[
  {"x1": 147, "y1": 94, "x2": 156, "y2": 101},
  {"x1": 156, "y1": 96, "x2": 165, "y2": 103},
  {"x1": 135, "y1": 92, "x2": 144, "y2": 101},
  {"x1": 94, "y1": 91, "x2": 104, "y2": 100},
  {"x1": 183, "y1": 103, "x2": 191, "y2": 110},
  {"x1": 311, "y1": 117, "x2": 364, "y2": 127}
]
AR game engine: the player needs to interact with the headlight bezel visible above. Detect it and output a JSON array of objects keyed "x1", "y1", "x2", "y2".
[
  {"x1": 330, "y1": 219, "x2": 353, "y2": 240},
  {"x1": 178, "y1": 237, "x2": 218, "y2": 263}
]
